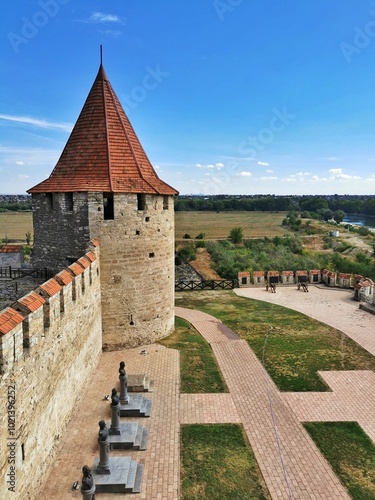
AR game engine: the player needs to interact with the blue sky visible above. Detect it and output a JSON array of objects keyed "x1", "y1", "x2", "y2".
[{"x1": 1, "y1": 0, "x2": 375, "y2": 195}]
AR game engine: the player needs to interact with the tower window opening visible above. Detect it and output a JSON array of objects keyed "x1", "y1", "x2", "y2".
[
  {"x1": 46, "y1": 193, "x2": 54, "y2": 210},
  {"x1": 103, "y1": 193, "x2": 114, "y2": 220},
  {"x1": 137, "y1": 194, "x2": 146, "y2": 211},
  {"x1": 149, "y1": 252, "x2": 155, "y2": 258},
  {"x1": 163, "y1": 195, "x2": 169, "y2": 210},
  {"x1": 65, "y1": 193, "x2": 73, "y2": 211}
]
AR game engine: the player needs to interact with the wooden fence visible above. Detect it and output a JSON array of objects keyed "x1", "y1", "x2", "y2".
[{"x1": 175, "y1": 279, "x2": 237, "y2": 291}]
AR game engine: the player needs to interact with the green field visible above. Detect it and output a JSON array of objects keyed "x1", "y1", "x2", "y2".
[
  {"x1": 175, "y1": 211, "x2": 287, "y2": 239},
  {"x1": 0, "y1": 210, "x2": 287, "y2": 243}
]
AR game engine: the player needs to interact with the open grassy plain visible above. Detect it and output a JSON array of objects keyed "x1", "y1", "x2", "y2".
[
  {"x1": 0, "y1": 212, "x2": 32, "y2": 242},
  {"x1": 1, "y1": 210, "x2": 287, "y2": 243},
  {"x1": 175, "y1": 211, "x2": 287, "y2": 239}
]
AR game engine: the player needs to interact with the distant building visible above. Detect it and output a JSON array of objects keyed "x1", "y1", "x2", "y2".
[
  {"x1": 0, "y1": 245, "x2": 23, "y2": 267},
  {"x1": 238, "y1": 271, "x2": 250, "y2": 287}
]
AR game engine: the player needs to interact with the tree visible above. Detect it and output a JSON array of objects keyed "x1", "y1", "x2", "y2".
[
  {"x1": 229, "y1": 227, "x2": 243, "y2": 244},
  {"x1": 333, "y1": 210, "x2": 346, "y2": 224}
]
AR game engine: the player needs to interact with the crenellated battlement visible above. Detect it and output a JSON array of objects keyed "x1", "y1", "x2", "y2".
[
  {"x1": 0, "y1": 243, "x2": 101, "y2": 376},
  {"x1": 0, "y1": 241, "x2": 103, "y2": 499}
]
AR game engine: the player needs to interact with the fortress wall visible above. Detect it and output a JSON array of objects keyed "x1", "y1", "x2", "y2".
[
  {"x1": 31, "y1": 192, "x2": 91, "y2": 272},
  {"x1": 88, "y1": 192, "x2": 175, "y2": 350},
  {"x1": 0, "y1": 244, "x2": 102, "y2": 500}
]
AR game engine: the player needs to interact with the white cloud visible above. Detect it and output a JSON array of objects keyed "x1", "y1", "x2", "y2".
[
  {"x1": 328, "y1": 168, "x2": 361, "y2": 180},
  {"x1": 16, "y1": 161, "x2": 25, "y2": 166},
  {"x1": 0, "y1": 114, "x2": 73, "y2": 133},
  {"x1": 238, "y1": 171, "x2": 252, "y2": 177},
  {"x1": 17, "y1": 174, "x2": 29, "y2": 180},
  {"x1": 266, "y1": 169, "x2": 273, "y2": 173},
  {"x1": 87, "y1": 12, "x2": 123, "y2": 23},
  {"x1": 195, "y1": 162, "x2": 225, "y2": 170},
  {"x1": 295, "y1": 171, "x2": 311, "y2": 177},
  {"x1": 259, "y1": 176, "x2": 278, "y2": 181},
  {"x1": 257, "y1": 161, "x2": 269, "y2": 166}
]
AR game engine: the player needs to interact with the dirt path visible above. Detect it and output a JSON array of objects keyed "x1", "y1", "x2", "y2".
[{"x1": 190, "y1": 247, "x2": 221, "y2": 279}]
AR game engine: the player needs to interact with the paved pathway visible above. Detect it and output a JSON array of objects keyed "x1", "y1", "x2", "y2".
[
  {"x1": 282, "y1": 370, "x2": 375, "y2": 445},
  {"x1": 235, "y1": 285, "x2": 375, "y2": 357},
  {"x1": 39, "y1": 286, "x2": 374, "y2": 499},
  {"x1": 176, "y1": 307, "x2": 349, "y2": 500},
  {"x1": 40, "y1": 344, "x2": 180, "y2": 500}
]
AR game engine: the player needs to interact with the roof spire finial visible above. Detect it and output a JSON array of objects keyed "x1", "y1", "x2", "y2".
[{"x1": 100, "y1": 44, "x2": 103, "y2": 65}]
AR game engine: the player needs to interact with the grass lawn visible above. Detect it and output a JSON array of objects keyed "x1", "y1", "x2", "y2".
[
  {"x1": 181, "y1": 424, "x2": 270, "y2": 500},
  {"x1": 305, "y1": 422, "x2": 375, "y2": 499},
  {"x1": 175, "y1": 291, "x2": 375, "y2": 391},
  {"x1": 158, "y1": 317, "x2": 227, "y2": 393}
]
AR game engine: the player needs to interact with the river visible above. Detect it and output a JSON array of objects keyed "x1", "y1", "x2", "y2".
[{"x1": 343, "y1": 214, "x2": 375, "y2": 231}]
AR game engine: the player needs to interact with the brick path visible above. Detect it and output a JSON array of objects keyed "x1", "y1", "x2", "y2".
[
  {"x1": 176, "y1": 307, "x2": 349, "y2": 499},
  {"x1": 39, "y1": 344, "x2": 180, "y2": 500},
  {"x1": 282, "y1": 371, "x2": 375, "y2": 445},
  {"x1": 39, "y1": 286, "x2": 374, "y2": 499}
]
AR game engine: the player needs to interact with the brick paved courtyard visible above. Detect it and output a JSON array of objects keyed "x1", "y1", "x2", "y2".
[{"x1": 39, "y1": 286, "x2": 374, "y2": 498}]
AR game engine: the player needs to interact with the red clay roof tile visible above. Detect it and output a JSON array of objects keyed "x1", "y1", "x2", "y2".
[
  {"x1": 77, "y1": 256, "x2": 90, "y2": 269},
  {"x1": 17, "y1": 291, "x2": 46, "y2": 312},
  {"x1": 68, "y1": 262, "x2": 84, "y2": 276},
  {"x1": 267, "y1": 271, "x2": 279, "y2": 276},
  {"x1": 90, "y1": 239, "x2": 100, "y2": 247},
  {"x1": 238, "y1": 272, "x2": 250, "y2": 277},
  {"x1": 0, "y1": 245, "x2": 23, "y2": 253},
  {"x1": 55, "y1": 269, "x2": 74, "y2": 285},
  {"x1": 85, "y1": 252, "x2": 96, "y2": 262},
  {"x1": 0, "y1": 308, "x2": 25, "y2": 335},
  {"x1": 28, "y1": 65, "x2": 178, "y2": 196},
  {"x1": 39, "y1": 278, "x2": 62, "y2": 297}
]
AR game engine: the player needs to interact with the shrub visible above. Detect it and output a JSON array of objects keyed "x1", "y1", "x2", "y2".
[
  {"x1": 178, "y1": 244, "x2": 196, "y2": 261},
  {"x1": 195, "y1": 240, "x2": 206, "y2": 248},
  {"x1": 183, "y1": 233, "x2": 191, "y2": 239},
  {"x1": 229, "y1": 227, "x2": 243, "y2": 244},
  {"x1": 357, "y1": 226, "x2": 371, "y2": 236}
]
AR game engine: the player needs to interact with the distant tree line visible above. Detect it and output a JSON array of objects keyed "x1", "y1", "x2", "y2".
[
  {"x1": 0, "y1": 195, "x2": 31, "y2": 212},
  {"x1": 175, "y1": 195, "x2": 375, "y2": 216}
]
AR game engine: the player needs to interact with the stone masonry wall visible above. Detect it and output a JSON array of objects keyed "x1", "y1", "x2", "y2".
[
  {"x1": 0, "y1": 244, "x2": 102, "y2": 500},
  {"x1": 88, "y1": 192, "x2": 175, "y2": 349},
  {"x1": 31, "y1": 192, "x2": 90, "y2": 272}
]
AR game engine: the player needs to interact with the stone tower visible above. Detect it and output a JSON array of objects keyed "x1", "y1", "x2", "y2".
[{"x1": 28, "y1": 63, "x2": 178, "y2": 349}]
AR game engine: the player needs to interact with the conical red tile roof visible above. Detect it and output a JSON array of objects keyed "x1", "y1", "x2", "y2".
[{"x1": 28, "y1": 65, "x2": 178, "y2": 195}]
